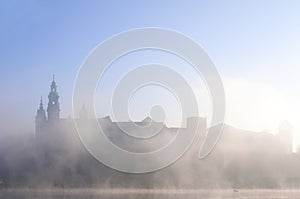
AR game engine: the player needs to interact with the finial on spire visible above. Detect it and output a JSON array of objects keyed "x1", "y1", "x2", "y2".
[
  {"x1": 50, "y1": 75, "x2": 57, "y2": 91},
  {"x1": 39, "y1": 96, "x2": 44, "y2": 109}
]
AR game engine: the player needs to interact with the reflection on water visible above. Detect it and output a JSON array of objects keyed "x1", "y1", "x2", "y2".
[{"x1": 1, "y1": 189, "x2": 300, "y2": 199}]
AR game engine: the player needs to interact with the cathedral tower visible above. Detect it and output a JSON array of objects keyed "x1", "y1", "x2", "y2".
[
  {"x1": 47, "y1": 76, "x2": 60, "y2": 122},
  {"x1": 35, "y1": 97, "x2": 47, "y2": 130}
]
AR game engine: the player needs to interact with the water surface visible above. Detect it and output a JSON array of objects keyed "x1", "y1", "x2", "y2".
[{"x1": 1, "y1": 189, "x2": 300, "y2": 199}]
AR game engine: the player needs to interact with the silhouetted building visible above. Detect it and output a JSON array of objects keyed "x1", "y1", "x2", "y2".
[
  {"x1": 35, "y1": 77, "x2": 293, "y2": 162},
  {"x1": 35, "y1": 76, "x2": 60, "y2": 130},
  {"x1": 35, "y1": 77, "x2": 209, "y2": 155},
  {"x1": 35, "y1": 97, "x2": 46, "y2": 133},
  {"x1": 47, "y1": 76, "x2": 60, "y2": 122}
]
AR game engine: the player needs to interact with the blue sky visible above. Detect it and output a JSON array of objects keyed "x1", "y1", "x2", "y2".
[{"x1": 1, "y1": 1, "x2": 300, "y2": 143}]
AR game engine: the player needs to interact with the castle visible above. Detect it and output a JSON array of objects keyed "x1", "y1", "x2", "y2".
[
  {"x1": 31, "y1": 77, "x2": 298, "y2": 188},
  {"x1": 35, "y1": 77, "x2": 208, "y2": 155},
  {"x1": 35, "y1": 77, "x2": 293, "y2": 156},
  {"x1": 1, "y1": 77, "x2": 297, "y2": 189}
]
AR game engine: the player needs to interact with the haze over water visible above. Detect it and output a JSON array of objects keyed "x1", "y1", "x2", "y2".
[{"x1": 3, "y1": 189, "x2": 300, "y2": 199}]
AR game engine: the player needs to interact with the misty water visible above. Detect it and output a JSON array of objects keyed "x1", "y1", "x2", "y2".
[{"x1": 1, "y1": 189, "x2": 300, "y2": 199}]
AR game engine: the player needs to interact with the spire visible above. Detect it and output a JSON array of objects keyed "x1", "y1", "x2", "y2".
[
  {"x1": 50, "y1": 75, "x2": 57, "y2": 93},
  {"x1": 39, "y1": 96, "x2": 43, "y2": 109},
  {"x1": 36, "y1": 96, "x2": 47, "y2": 126}
]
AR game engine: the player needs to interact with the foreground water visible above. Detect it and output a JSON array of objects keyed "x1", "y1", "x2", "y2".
[{"x1": 1, "y1": 189, "x2": 300, "y2": 199}]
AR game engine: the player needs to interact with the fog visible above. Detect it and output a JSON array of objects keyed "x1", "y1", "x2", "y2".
[{"x1": 0, "y1": 115, "x2": 299, "y2": 190}]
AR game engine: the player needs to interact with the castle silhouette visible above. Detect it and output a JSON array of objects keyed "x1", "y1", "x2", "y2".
[
  {"x1": 35, "y1": 77, "x2": 208, "y2": 155},
  {"x1": 35, "y1": 77, "x2": 293, "y2": 156},
  {"x1": 0, "y1": 76, "x2": 293, "y2": 188}
]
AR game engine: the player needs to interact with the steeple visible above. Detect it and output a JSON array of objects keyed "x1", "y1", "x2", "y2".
[
  {"x1": 39, "y1": 96, "x2": 44, "y2": 109},
  {"x1": 36, "y1": 96, "x2": 47, "y2": 125},
  {"x1": 47, "y1": 76, "x2": 60, "y2": 122}
]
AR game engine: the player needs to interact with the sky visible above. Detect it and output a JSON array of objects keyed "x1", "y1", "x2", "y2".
[{"x1": 0, "y1": 1, "x2": 300, "y2": 145}]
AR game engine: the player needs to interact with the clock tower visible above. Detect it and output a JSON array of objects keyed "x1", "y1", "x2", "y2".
[{"x1": 47, "y1": 75, "x2": 60, "y2": 122}]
